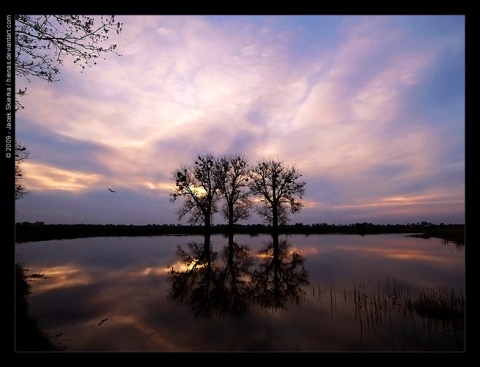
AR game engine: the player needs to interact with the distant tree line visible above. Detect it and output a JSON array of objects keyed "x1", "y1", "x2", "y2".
[
  {"x1": 15, "y1": 222, "x2": 464, "y2": 245},
  {"x1": 170, "y1": 154, "x2": 306, "y2": 234}
]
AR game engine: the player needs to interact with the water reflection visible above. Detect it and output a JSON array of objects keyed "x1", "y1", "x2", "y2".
[
  {"x1": 251, "y1": 233, "x2": 309, "y2": 311},
  {"x1": 167, "y1": 233, "x2": 254, "y2": 318},
  {"x1": 15, "y1": 234, "x2": 464, "y2": 351},
  {"x1": 303, "y1": 270, "x2": 465, "y2": 351},
  {"x1": 216, "y1": 233, "x2": 254, "y2": 317},
  {"x1": 167, "y1": 233, "x2": 310, "y2": 317},
  {"x1": 167, "y1": 234, "x2": 219, "y2": 318}
]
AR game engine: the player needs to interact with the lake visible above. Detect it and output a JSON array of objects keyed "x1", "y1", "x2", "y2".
[{"x1": 15, "y1": 233, "x2": 465, "y2": 352}]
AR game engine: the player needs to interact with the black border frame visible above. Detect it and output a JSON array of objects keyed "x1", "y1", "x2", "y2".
[{"x1": 1, "y1": 1, "x2": 479, "y2": 366}]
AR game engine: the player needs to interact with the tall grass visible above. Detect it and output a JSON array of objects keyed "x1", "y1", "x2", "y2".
[
  {"x1": 408, "y1": 286, "x2": 464, "y2": 321},
  {"x1": 309, "y1": 276, "x2": 464, "y2": 349}
]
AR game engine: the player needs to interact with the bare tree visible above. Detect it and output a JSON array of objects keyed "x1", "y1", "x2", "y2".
[
  {"x1": 249, "y1": 159, "x2": 306, "y2": 231},
  {"x1": 15, "y1": 141, "x2": 30, "y2": 200},
  {"x1": 215, "y1": 154, "x2": 252, "y2": 232},
  {"x1": 170, "y1": 154, "x2": 220, "y2": 230},
  {"x1": 15, "y1": 15, "x2": 123, "y2": 110}
]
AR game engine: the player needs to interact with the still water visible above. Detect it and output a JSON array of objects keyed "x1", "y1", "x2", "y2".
[{"x1": 15, "y1": 233, "x2": 465, "y2": 352}]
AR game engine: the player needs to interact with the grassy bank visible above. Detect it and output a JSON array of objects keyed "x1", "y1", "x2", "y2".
[{"x1": 15, "y1": 263, "x2": 63, "y2": 351}]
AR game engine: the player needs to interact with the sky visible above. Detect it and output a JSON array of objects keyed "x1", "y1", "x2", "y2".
[{"x1": 13, "y1": 15, "x2": 465, "y2": 226}]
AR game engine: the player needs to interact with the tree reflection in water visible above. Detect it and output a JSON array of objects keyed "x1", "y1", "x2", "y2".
[
  {"x1": 215, "y1": 233, "x2": 254, "y2": 317},
  {"x1": 167, "y1": 234, "x2": 219, "y2": 318},
  {"x1": 251, "y1": 233, "x2": 309, "y2": 311},
  {"x1": 167, "y1": 233, "x2": 310, "y2": 317}
]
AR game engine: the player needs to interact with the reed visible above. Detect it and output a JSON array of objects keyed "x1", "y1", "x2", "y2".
[
  {"x1": 310, "y1": 276, "x2": 463, "y2": 345},
  {"x1": 408, "y1": 286, "x2": 464, "y2": 321}
]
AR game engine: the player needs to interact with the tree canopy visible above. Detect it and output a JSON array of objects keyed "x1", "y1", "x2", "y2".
[
  {"x1": 170, "y1": 155, "x2": 306, "y2": 231},
  {"x1": 15, "y1": 15, "x2": 123, "y2": 110},
  {"x1": 215, "y1": 154, "x2": 252, "y2": 228},
  {"x1": 171, "y1": 154, "x2": 220, "y2": 229},
  {"x1": 249, "y1": 159, "x2": 306, "y2": 229}
]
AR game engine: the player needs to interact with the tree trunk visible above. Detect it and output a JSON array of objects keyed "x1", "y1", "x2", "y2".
[
  {"x1": 272, "y1": 202, "x2": 279, "y2": 235},
  {"x1": 228, "y1": 202, "x2": 234, "y2": 236},
  {"x1": 204, "y1": 208, "x2": 211, "y2": 235},
  {"x1": 272, "y1": 232, "x2": 280, "y2": 301}
]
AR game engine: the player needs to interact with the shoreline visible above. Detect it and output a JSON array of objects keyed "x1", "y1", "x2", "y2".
[{"x1": 15, "y1": 222, "x2": 464, "y2": 245}]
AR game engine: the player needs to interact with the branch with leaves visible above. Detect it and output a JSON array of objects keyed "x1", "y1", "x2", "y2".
[
  {"x1": 15, "y1": 141, "x2": 30, "y2": 200},
  {"x1": 15, "y1": 15, "x2": 123, "y2": 110}
]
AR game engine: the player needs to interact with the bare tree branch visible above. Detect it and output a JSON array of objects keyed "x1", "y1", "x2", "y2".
[{"x1": 15, "y1": 15, "x2": 123, "y2": 110}]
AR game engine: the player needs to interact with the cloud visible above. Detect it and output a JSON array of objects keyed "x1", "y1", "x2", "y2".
[
  {"x1": 14, "y1": 15, "x2": 465, "y2": 224},
  {"x1": 22, "y1": 162, "x2": 102, "y2": 192}
]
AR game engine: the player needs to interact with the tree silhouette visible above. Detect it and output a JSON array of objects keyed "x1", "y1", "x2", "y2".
[
  {"x1": 170, "y1": 154, "x2": 220, "y2": 231},
  {"x1": 215, "y1": 154, "x2": 252, "y2": 233},
  {"x1": 15, "y1": 15, "x2": 123, "y2": 110},
  {"x1": 249, "y1": 159, "x2": 306, "y2": 232},
  {"x1": 15, "y1": 141, "x2": 30, "y2": 200}
]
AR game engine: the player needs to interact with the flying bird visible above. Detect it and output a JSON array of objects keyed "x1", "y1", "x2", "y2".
[
  {"x1": 108, "y1": 188, "x2": 116, "y2": 193},
  {"x1": 98, "y1": 318, "x2": 108, "y2": 326}
]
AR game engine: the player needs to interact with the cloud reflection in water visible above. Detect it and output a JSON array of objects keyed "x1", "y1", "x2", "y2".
[{"x1": 16, "y1": 234, "x2": 464, "y2": 351}]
